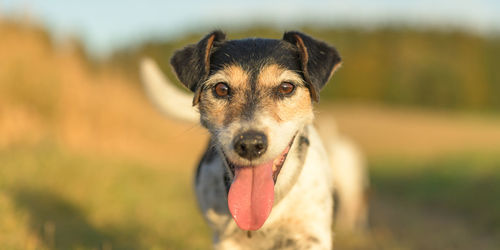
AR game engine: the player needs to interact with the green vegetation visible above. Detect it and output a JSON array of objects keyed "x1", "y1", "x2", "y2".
[
  {"x1": 2, "y1": 144, "x2": 500, "y2": 249},
  {"x1": 111, "y1": 27, "x2": 500, "y2": 112},
  {"x1": 0, "y1": 143, "x2": 210, "y2": 250},
  {"x1": 2, "y1": 19, "x2": 500, "y2": 249},
  {"x1": 372, "y1": 154, "x2": 500, "y2": 232}
]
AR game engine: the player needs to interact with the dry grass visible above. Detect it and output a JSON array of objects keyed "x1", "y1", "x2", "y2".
[
  {"x1": 0, "y1": 20, "x2": 207, "y2": 167},
  {"x1": 322, "y1": 103, "x2": 500, "y2": 159},
  {"x1": 2, "y1": 20, "x2": 500, "y2": 165},
  {"x1": 1, "y1": 19, "x2": 500, "y2": 249}
]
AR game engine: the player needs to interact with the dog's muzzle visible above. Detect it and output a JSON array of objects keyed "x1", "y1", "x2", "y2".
[{"x1": 226, "y1": 133, "x2": 295, "y2": 231}]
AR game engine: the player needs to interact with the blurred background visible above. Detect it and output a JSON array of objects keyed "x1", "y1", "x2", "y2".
[{"x1": 1, "y1": 0, "x2": 500, "y2": 249}]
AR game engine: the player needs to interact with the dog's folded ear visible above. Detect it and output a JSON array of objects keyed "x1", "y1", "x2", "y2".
[
  {"x1": 171, "y1": 30, "x2": 226, "y2": 105},
  {"x1": 283, "y1": 31, "x2": 341, "y2": 102}
]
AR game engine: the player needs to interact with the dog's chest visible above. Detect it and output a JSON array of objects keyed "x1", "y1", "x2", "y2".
[
  {"x1": 194, "y1": 130, "x2": 334, "y2": 249},
  {"x1": 201, "y1": 172, "x2": 333, "y2": 250}
]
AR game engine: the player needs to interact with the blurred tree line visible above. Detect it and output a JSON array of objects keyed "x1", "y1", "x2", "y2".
[{"x1": 109, "y1": 27, "x2": 500, "y2": 112}]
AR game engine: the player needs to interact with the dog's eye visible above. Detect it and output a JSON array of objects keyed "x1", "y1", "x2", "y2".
[
  {"x1": 278, "y1": 82, "x2": 295, "y2": 95},
  {"x1": 214, "y1": 82, "x2": 230, "y2": 97}
]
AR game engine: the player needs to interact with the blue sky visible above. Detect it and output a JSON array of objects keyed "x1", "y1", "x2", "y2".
[{"x1": 2, "y1": 0, "x2": 500, "y2": 57}]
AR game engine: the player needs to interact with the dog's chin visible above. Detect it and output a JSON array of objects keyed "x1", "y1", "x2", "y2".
[{"x1": 222, "y1": 136, "x2": 295, "y2": 183}]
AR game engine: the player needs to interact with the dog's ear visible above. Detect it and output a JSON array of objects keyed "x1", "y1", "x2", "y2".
[
  {"x1": 171, "y1": 30, "x2": 226, "y2": 105},
  {"x1": 283, "y1": 31, "x2": 341, "y2": 102}
]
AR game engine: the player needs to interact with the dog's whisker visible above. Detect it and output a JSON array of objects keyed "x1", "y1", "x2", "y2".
[{"x1": 141, "y1": 30, "x2": 368, "y2": 249}]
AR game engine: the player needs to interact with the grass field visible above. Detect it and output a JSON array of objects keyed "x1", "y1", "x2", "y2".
[
  {"x1": 2, "y1": 142, "x2": 500, "y2": 249},
  {"x1": 0, "y1": 143, "x2": 211, "y2": 249},
  {"x1": 1, "y1": 20, "x2": 500, "y2": 249}
]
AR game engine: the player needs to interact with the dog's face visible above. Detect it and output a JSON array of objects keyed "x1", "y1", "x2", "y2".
[
  {"x1": 171, "y1": 31, "x2": 341, "y2": 230},
  {"x1": 171, "y1": 31, "x2": 341, "y2": 170},
  {"x1": 198, "y1": 41, "x2": 315, "y2": 169}
]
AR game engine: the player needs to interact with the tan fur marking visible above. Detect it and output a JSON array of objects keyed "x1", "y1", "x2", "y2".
[
  {"x1": 274, "y1": 86, "x2": 313, "y2": 122},
  {"x1": 220, "y1": 65, "x2": 250, "y2": 126},
  {"x1": 192, "y1": 88, "x2": 202, "y2": 106},
  {"x1": 258, "y1": 64, "x2": 284, "y2": 87},
  {"x1": 205, "y1": 65, "x2": 249, "y2": 88},
  {"x1": 192, "y1": 33, "x2": 218, "y2": 106},
  {"x1": 293, "y1": 34, "x2": 320, "y2": 102},
  {"x1": 257, "y1": 64, "x2": 304, "y2": 87},
  {"x1": 201, "y1": 65, "x2": 250, "y2": 126},
  {"x1": 256, "y1": 64, "x2": 313, "y2": 123},
  {"x1": 294, "y1": 35, "x2": 309, "y2": 70},
  {"x1": 223, "y1": 65, "x2": 249, "y2": 88},
  {"x1": 328, "y1": 62, "x2": 342, "y2": 83},
  {"x1": 204, "y1": 34, "x2": 216, "y2": 75}
]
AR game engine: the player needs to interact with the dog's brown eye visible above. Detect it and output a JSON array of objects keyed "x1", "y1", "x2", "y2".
[
  {"x1": 278, "y1": 82, "x2": 295, "y2": 95},
  {"x1": 214, "y1": 82, "x2": 229, "y2": 97}
]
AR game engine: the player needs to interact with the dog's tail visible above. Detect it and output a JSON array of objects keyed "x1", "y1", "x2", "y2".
[{"x1": 140, "y1": 57, "x2": 199, "y2": 123}]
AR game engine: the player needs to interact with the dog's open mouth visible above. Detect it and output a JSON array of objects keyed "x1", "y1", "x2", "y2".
[
  {"x1": 224, "y1": 136, "x2": 295, "y2": 231},
  {"x1": 225, "y1": 143, "x2": 291, "y2": 184}
]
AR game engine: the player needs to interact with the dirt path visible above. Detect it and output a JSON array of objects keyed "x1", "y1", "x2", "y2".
[{"x1": 321, "y1": 103, "x2": 500, "y2": 159}]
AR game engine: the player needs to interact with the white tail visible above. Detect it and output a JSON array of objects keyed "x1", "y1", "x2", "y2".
[{"x1": 140, "y1": 57, "x2": 199, "y2": 123}]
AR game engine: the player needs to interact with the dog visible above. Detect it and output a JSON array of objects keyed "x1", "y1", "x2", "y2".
[{"x1": 140, "y1": 31, "x2": 368, "y2": 249}]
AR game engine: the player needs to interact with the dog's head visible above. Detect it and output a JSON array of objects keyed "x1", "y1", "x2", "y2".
[{"x1": 171, "y1": 31, "x2": 341, "y2": 231}]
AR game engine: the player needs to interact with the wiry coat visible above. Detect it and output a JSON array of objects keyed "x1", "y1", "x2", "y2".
[
  {"x1": 197, "y1": 126, "x2": 334, "y2": 249},
  {"x1": 140, "y1": 31, "x2": 368, "y2": 250}
]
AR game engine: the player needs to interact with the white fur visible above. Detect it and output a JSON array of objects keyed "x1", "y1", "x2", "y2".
[
  {"x1": 329, "y1": 136, "x2": 368, "y2": 231},
  {"x1": 215, "y1": 113, "x2": 310, "y2": 168},
  {"x1": 316, "y1": 116, "x2": 369, "y2": 232},
  {"x1": 140, "y1": 58, "x2": 368, "y2": 249},
  {"x1": 197, "y1": 126, "x2": 333, "y2": 249}
]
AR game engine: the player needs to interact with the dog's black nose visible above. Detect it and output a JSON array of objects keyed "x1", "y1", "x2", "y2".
[{"x1": 233, "y1": 131, "x2": 268, "y2": 160}]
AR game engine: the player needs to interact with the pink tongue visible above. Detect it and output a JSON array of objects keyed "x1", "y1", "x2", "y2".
[{"x1": 227, "y1": 161, "x2": 275, "y2": 231}]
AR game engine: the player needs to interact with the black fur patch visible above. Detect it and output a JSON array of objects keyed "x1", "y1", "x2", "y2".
[
  {"x1": 195, "y1": 141, "x2": 218, "y2": 185},
  {"x1": 283, "y1": 31, "x2": 342, "y2": 102},
  {"x1": 171, "y1": 31, "x2": 341, "y2": 105},
  {"x1": 170, "y1": 30, "x2": 226, "y2": 92},
  {"x1": 296, "y1": 130, "x2": 310, "y2": 163},
  {"x1": 223, "y1": 171, "x2": 231, "y2": 194},
  {"x1": 299, "y1": 135, "x2": 310, "y2": 147},
  {"x1": 209, "y1": 38, "x2": 301, "y2": 75}
]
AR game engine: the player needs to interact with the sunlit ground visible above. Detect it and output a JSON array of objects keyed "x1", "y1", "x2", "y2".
[
  {"x1": 1, "y1": 20, "x2": 500, "y2": 249},
  {"x1": 2, "y1": 126, "x2": 500, "y2": 250}
]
